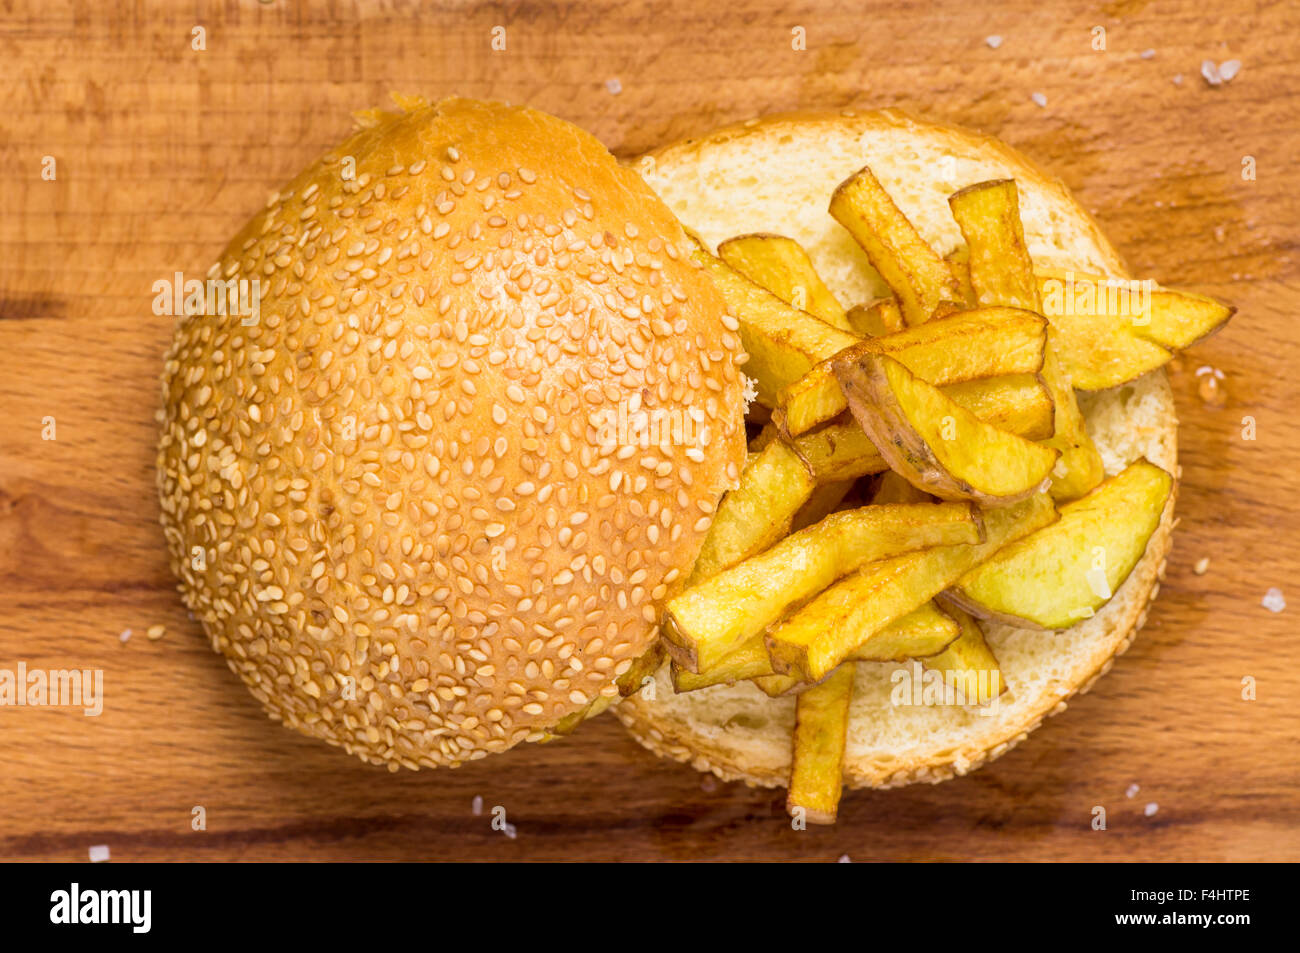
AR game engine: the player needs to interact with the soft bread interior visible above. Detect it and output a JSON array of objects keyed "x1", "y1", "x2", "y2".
[{"x1": 615, "y1": 110, "x2": 1178, "y2": 789}]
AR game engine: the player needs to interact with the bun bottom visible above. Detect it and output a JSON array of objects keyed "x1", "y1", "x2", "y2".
[{"x1": 615, "y1": 109, "x2": 1179, "y2": 790}]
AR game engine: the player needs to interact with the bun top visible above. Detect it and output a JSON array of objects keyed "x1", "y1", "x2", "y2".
[{"x1": 157, "y1": 96, "x2": 746, "y2": 769}]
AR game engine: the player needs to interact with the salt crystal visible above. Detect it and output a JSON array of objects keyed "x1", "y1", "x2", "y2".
[
  {"x1": 1140, "y1": 49, "x2": 1155, "y2": 60},
  {"x1": 605, "y1": 78, "x2": 622, "y2": 95},
  {"x1": 89, "y1": 845, "x2": 110, "y2": 863},
  {"x1": 1031, "y1": 92, "x2": 1048, "y2": 108},
  {"x1": 1201, "y1": 59, "x2": 1222, "y2": 86},
  {"x1": 837, "y1": 854, "x2": 852, "y2": 863},
  {"x1": 986, "y1": 35, "x2": 1003, "y2": 49},
  {"x1": 1262, "y1": 588, "x2": 1286, "y2": 613},
  {"x1": 471, "y1": 795, "x2": 483, "y2": 816},
  {"x1": 119, "y1": 628, "x2": 132, "y2": 643},
  {"x1": 1219, "y1": 59, "x2": 1241, "y2": 82},
  {"x1": 1144, "y1": 802, "x2": 1159, "y2": 817},
  {"x1": 503, "y1": 822, "x2": 518, "y2": 839},
  {"x1": 1126, "y1": 783, "x2": 1140, "y2": 798}
]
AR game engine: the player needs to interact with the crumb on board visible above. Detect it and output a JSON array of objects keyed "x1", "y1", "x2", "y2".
[
  {"x1": 1194, "y1": 557, "x2": 1210, "y2": 575},
  {"x1": 147, "y1": 625, "x2": 166, "y2": 641}
]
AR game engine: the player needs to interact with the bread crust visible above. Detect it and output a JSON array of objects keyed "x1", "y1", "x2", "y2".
[
  {"x1": 156, "y1": 96, "x2": 748, "y2": 769},
  {"x1": 615, "y1": 109, "x2": 1180, "y2": 789}
]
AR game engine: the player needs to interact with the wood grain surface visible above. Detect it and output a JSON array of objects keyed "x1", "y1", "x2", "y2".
[{"x1": 1, "y1": 0, "x2": 1297, "y2": 862}]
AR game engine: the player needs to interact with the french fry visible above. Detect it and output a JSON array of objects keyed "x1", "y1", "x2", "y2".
[
  {"x1": 830, "y1": 166, "x2": 961, "y2": 324},
  {"x1": 686, "y1": 439, "x2": 816, "y2": 586},
  {"x1": 945, "y1": 245, "x2": 977, "y2": 306},
  {"x1": 753, "y1": 600, "x2": 960, "y2": 697},
  {"x1": 938, "y1": 374, "x2": 1055, "y2": 442},
  {"x1": 787, "y1": 662, "x2": 855, "y2": 824},
  {"x1": 779, "y1": 375, "x2": 1054, "y2": 490},
  {"x1": 945, "y1": 258, "x2": 1233, "y2": 391},
  {"x1": 718, "y1": 233, "x2": 854, "y2": 331},
  {"x1": 946, "y1": 179, "x2": 1103, "y2": 501},
  {"x1": 1035, "y1": 268, "x2": 1234, "y2": 390},
  {"x1": 948, "y1": 180, "x2": 1038, "y2": 310},
  {"x1": 944, "y1": 458, "x2": 1173, "y2": 629},
  {"x1": 792, "y1": 419, "x2": 886, "y2": 482},
  {"x1": 776, "y1": 307, "x2": 1047, "y2": 436},
  {"x1": 920, "y1": 604, "x2": 1005, "y2": 704},
  {"x1": 846, "y1": 297, "x2": 905, "y2": 337},
  {"x1": 691, "y1": 245, "x2": 858, "y2": 405},
  {"x1": 872, "y1": 470, "x2": 931, "y2": 504},
  {"x1": 665, "y1": 501, "x2": 981, "y2": 673},
  {"x1": 672, "y1": 635, "x2": 777, "y2": 692},
  {"x1": 836, "y1": 353, "x2": 1059, "y2": 505},
  {"x1": 545, "y1": 695, "x2": 615, "y2": 737},
  {"x1": 765, "y1": 493, "x2": 1058, "y2": 681},
  {"x1": 615, "y1": 642, "x2": 666, "y2": 697},
  {"x1": 791, "y1": 480, "x2": 855, "y2": 531},
  {"x1": 1039, "y1": 349, "x2": 1106, "y2": 500}
]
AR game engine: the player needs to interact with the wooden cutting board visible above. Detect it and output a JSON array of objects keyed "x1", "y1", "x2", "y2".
[{"x1": 2, "y1": 0, "x2": 1297, "y2": 862}]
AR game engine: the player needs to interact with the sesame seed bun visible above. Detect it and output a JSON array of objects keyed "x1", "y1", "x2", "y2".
[
  {"x1": 156, "y1": 96, "x2": 746, "y2": 769},
  {"x1": 615, "y1": 109, "x2": 1179, "y2": 789}
]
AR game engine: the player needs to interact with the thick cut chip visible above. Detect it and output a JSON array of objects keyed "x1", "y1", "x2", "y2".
[
  {"x1": 672, "y1": 635, "x2": 777, "y2": 692},
  {"x1": 945, "y1": 179, "x2": 1103, "y2": 501},
  {"x1": 846, "y1": 297, "x2": 905, "y2": 337},
  {"x1": 948, "y1": 180, "x2": 1039, "y2": 310},
  {"x1": 1036, "y1": 269, "x2": 1235, "y2": 390},
  {"x1": 682, "y1": 601, "x2": 959, "y2": 695},
  {"x1": 837, "y1": 353, "x2": 1059, "y2": 505},
  {"x1": 753, "y1": 600, "x2": 962, "y2": 697},
  {"x1": 944, "y1": 458, "x2": 1174, "y2": 629},
  {"x1": 765, "y1": 494, "x2": 1058, "y2": 681},
  {"x1": 718, "y1": 233, "x2": 854, "y2": 331},
  {"x1": 791, "y1": 479, "x2": 855, "y2": 530},
  {"x1": 920, "y1": 604, "x2": 1005, "y2": 704},
  {"x1": 686, "y1": 439, "x2": 815, "y2": 586},
  {"x1": 692, "y1": 246, "x2": 858, "y2": 405},
  {"x1": 793, "y1": 420, "x2": 886, "y2": 482},
  {"x1": 830, "y1": 166, "x2": 961, "y2": 325},
  {"x1": 615, "y1": 642, "x2": 666, "y2": 698},
  {"x1": 787, "y1": 662, "x2": 856, "y2": 825},
  {"x1": 939, "y1": 375, "x2": 1055, "y2": 441},
  {"x1": 776, "y1": 307, "x2": 1047, "y2": 435},
  {"x1": 1039, "y1": 348, "x2": 1105, "y2": 501},
  {"x1": 665, "y1": 501, "x2": 981, "y2": 673}
]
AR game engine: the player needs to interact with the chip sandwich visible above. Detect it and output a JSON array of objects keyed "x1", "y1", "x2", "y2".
[{"x1": 616, "y1": 109, "x2": 1231, "y2": 822}]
